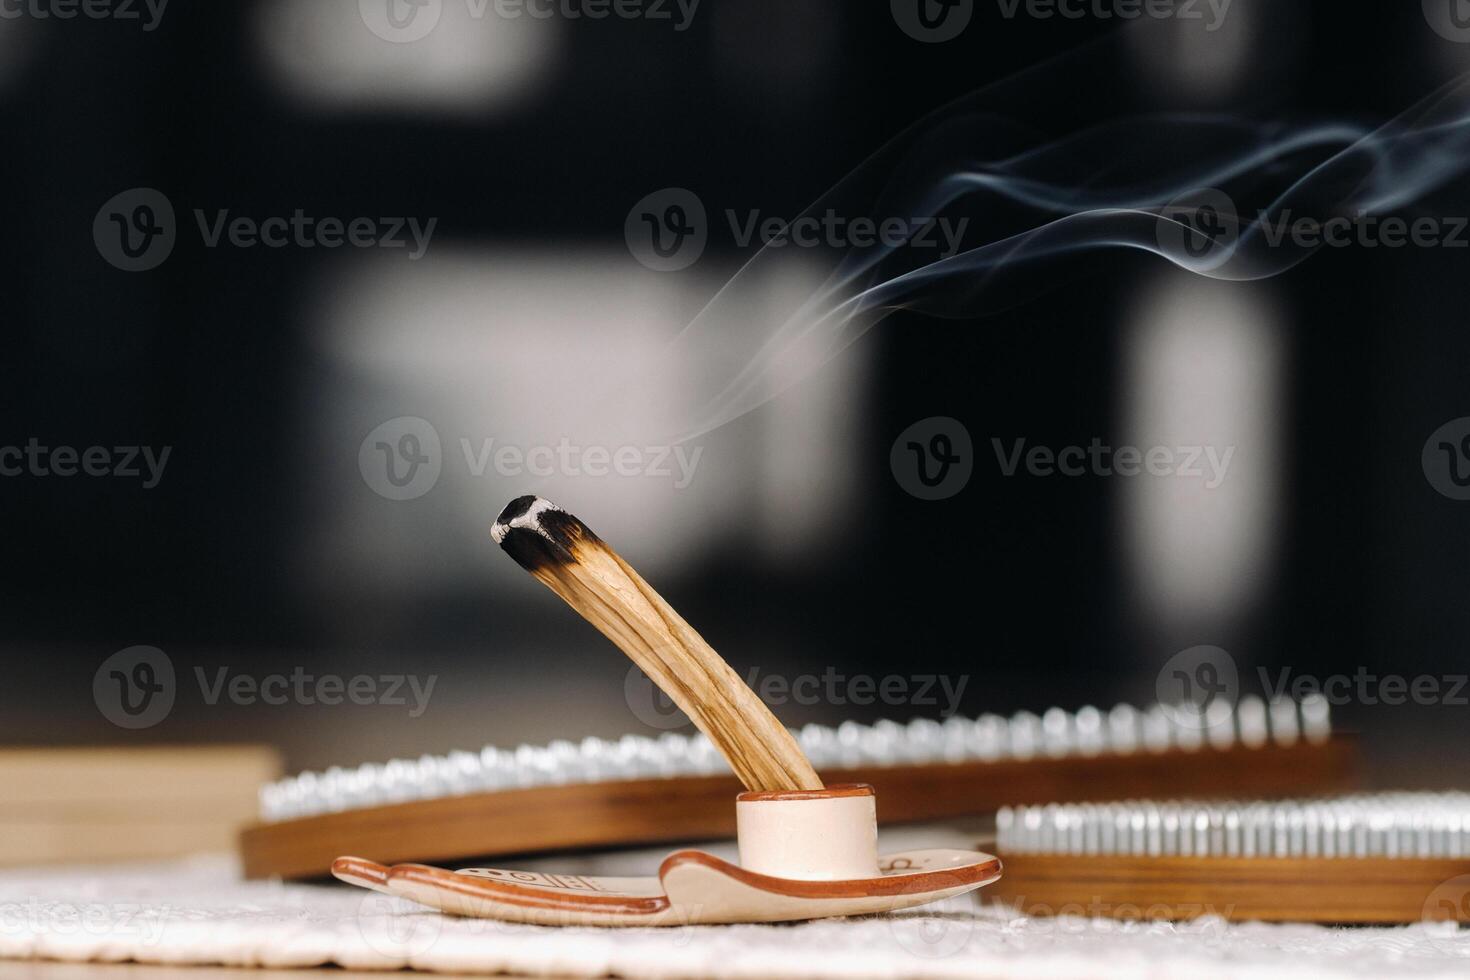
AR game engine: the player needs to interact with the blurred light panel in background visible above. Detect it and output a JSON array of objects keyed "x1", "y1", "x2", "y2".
[
  {"x1": 1125, "y1": 0, "x2": 1294, "y2": 104},
  {"x1": 0, "y1": 18, "x2": 38, "y2": 93},
  {"x1": 740, "y1": 261, "x2": 871, "y2": 565},
  {"x1": 1121, "y1": 273, "x2": 1284, "y2": 629},
  {"x1": 254, "y1": 0, "x2": 560, "y2": 116},
  {"x1": 298, "y1": 248, "x2": 863, "y2": 601}
]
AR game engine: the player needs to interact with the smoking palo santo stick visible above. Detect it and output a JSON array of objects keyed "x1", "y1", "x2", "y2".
[{"x1": 492, "y1": 496, "x2": 823, "y2": 793}]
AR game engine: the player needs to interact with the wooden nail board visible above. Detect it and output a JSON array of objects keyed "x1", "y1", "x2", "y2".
[
  {"x1": 243, "y1": 738, "x2": 1356, "y2": 880},
  {"x1": 990, "y1": 853, "x2": 1470, "y2": 924}
]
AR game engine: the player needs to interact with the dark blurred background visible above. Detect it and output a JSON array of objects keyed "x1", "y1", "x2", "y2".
[{"x1": 2, "y1": 0, "x2": 1469, "y2": 789}]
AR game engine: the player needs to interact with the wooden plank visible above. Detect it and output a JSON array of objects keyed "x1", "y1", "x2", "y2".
[
  {"x1": 991, "y1": 852, "x2": 1470, "y2": 923},
  {"x1": 0, "y1": 746, "x2": 281, "y2": 804},
  {"x1": 0, "y1": 746, "x2": 281, "y2": 865}
]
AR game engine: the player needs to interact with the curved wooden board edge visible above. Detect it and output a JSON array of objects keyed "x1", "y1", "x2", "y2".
[{"x1": 332, "y1": 849, "x2": 1002, "y2": 927}]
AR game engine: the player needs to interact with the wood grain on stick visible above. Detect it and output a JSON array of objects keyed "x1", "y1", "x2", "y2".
[{"x1": 491, "y1": 496, "x2": 822, "y2": 793}]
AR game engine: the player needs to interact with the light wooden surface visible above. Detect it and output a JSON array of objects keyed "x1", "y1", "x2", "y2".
[
  {"x1": 241, "y1": 738, "x2": 1358, "y2": 879},
  {"x1": 1, "y1": 746, "x2": 281, "y2": 866}
]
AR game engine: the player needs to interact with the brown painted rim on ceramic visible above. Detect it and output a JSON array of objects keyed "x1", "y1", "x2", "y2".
[
  {"x1": 736, "y1": 783, "x2": 875, "y2": 803},
  {"x1": 332, "y1": 855, "x2": 389, "y2": 888},
  {"x1": 658, "y1": 848, "x2": 1002, "y2": 899},
  {"x1": 384, "y1": 861, "x2": 670, "y2": 915}
]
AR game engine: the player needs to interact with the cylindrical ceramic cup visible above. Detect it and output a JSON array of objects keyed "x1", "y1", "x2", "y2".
[{"x1": 734, "y1": 783, "x2": 879, "y2": 880}]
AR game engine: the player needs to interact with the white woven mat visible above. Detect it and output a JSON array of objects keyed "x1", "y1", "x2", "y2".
[{"x1": 3, "y1": 853, "x2": 1470, "y2": 979}]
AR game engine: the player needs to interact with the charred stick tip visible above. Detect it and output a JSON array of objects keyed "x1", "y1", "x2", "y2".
[{"x1": 491, "y1": 496, "x2": 601, "y2": 572}]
